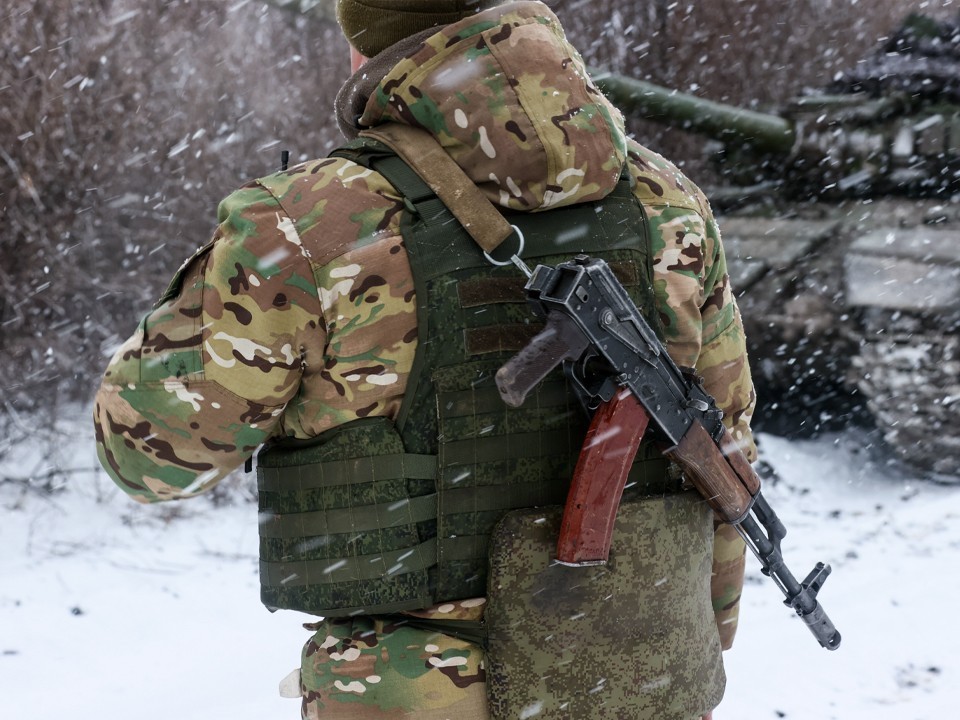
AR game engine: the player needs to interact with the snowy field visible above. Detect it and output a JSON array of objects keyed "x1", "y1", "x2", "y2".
[{"x1": 2, "y1": 404, "x2": 958, "y2": 720}]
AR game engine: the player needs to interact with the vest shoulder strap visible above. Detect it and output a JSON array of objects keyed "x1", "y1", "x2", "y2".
[{"x1": 336, "y1": 126, "x2": 514, "y2": 254}]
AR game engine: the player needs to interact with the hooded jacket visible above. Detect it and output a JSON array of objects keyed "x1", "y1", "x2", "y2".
[{"x1": 95, "y1": 1, "x2": 754, "y2": 495}]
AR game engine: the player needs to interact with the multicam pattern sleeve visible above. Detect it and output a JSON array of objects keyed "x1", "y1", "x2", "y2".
[
  {"x1": 94, "y1": 182, "x2": 324, "y2": 502},
  {"x1": 628, "y1": 140, "x2": 757, "y2": 461},
  {"x1": 95, "y1": 159, "x2": 419, "y2": 504}
]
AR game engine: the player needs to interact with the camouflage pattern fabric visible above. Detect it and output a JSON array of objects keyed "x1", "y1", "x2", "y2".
[
  {"x1": 711, "y1": 522, "x2": 748, "y2": 650},
  {"x1": 94, "y1": 1, "x2": 757, "y2": 717},
  {"x1": 485, "y1": 496, "x2": 723, "y2": 720},
  {"x1": 300, "y1": 599, "x2": 489, "y2": 720}
]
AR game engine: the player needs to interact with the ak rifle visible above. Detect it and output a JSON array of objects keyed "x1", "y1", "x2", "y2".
[{"x1": 495, "y1": 254, "x2": 841, "y2": 651}]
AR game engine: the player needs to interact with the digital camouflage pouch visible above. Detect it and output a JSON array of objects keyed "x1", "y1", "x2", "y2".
[{"x1": 484, "y1": 491, "x2": 724, "y2": 720}]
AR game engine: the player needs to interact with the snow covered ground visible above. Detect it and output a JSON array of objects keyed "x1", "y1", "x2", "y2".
[{"x1": 2, "y1": 404, "x2": 958, "y2": 719}]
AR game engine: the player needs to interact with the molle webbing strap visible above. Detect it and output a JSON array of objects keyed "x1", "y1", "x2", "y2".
[
  {"x1": 458, "y1": 276, "x2": 528, "y2": 306},
  {"x1": 260, "y1": 538, "x2": 438, "y2": 588},
  {"x1": 259, "y1": 493, "x2": 438, "y2": 538},
  {"x1": 359, "y1": 125, "x2": 514, "y2": 254},
  {"x1": 464, "y1": 324, "x2": 542, "y2": 356},
  {"x1": 258, "y1": 453, "x2": 438, "y2": 492}
]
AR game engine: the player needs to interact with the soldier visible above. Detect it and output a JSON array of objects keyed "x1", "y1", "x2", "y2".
[{"x1": 94, "y1": 1, "x2": 756, "y2": 718}]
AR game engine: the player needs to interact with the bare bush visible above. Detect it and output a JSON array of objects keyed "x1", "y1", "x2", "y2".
[
  {"x1": 1, "y1": 0, "x2": 955, "y2": 416},
  {"x1": 1, "y1": 0, "x2": 345, "y2": 410}
]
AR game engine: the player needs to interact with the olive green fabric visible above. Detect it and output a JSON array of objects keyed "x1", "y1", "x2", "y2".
[
  {"x1": 257, "y1": 140, "x2": 673, "y2": 616},
  {"x1": 258, "y1": 418, "x2": 439, "y2": 615},
  {"x1": 336, "y1": 0, "x2": 503, "y2": 58},
  {"x1": 373, "y1": 142, "x2": 671, "y2": 603},
  {"x1": 485, "y1": 493, "x2": 725, "y2": 720}
]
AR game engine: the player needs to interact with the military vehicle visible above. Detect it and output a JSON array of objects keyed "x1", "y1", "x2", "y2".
[{"x1": 595, "y1": 13, "x2": 960, "y2": 479}]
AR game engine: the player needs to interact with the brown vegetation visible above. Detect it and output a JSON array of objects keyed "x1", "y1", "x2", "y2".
[
  {"x1": 0, "y1": 0, "x2": 952, "y2": 411},
  {"x1": 0, "y1": 0, "x2": 345, "y2": 410}
]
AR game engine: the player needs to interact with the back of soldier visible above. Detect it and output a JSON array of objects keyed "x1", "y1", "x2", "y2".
[{"x1": 94, "y1": 1, "x2": 757, "y2": 718}]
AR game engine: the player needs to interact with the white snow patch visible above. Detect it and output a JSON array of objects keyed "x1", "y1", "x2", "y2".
[{"x1": 4, "y1": 410, "x2": 960, "y2": 719}]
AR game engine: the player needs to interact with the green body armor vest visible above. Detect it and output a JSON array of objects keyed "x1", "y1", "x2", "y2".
[{"x1": 256, "y1": 140, "x2": 678, "y2": 617}]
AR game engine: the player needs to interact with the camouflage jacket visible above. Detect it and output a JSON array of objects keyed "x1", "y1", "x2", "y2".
[
  {"x1": 95, "y1": 0, "x2": 754, "y2": 667},
  {"x1": 95, "y1": 1, "x2": 755, "y2": 500}
]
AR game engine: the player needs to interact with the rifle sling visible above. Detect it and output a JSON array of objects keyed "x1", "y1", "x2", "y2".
[{"x1": 359, "y1": 125, "x2": 514, "y2": 254}]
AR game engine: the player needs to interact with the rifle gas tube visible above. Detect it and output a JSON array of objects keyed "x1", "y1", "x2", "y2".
[{"x1": 496, "y1": 255, "x2": 841, "y2": 651}]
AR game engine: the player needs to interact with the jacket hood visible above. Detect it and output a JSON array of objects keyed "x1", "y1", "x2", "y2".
[{"x1": 352, "y1": 1, "x2": 628, "y2": 211}]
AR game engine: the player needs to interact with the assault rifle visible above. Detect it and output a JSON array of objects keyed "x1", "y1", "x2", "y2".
[{"x1": 495, "y1": 254, "x2": 841, "y2": 651}]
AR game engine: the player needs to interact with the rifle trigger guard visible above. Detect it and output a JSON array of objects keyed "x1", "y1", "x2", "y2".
[{"x1": 483, "y1": 225, "x2": 532, "y2": 277}]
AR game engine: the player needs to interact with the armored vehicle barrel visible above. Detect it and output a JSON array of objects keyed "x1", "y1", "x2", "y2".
[{"x1": 593, "y1": 72, "x2": 797, "y2": 155}]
